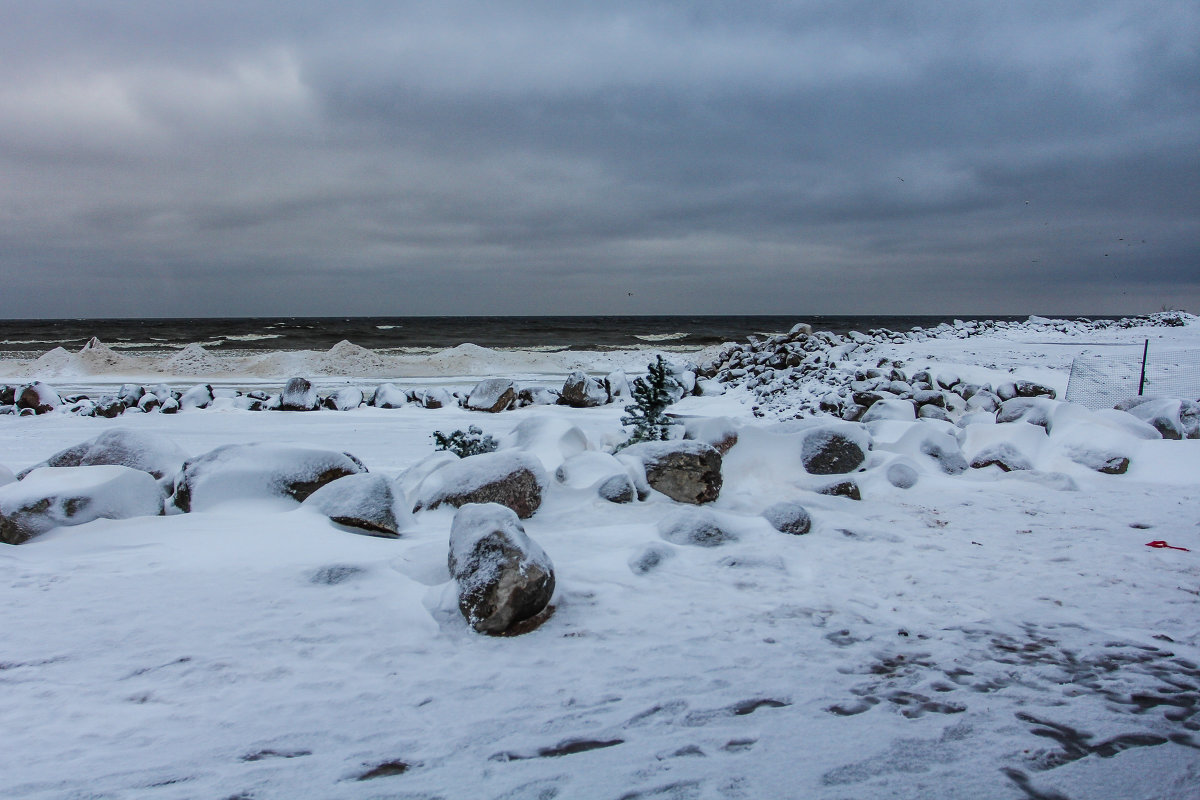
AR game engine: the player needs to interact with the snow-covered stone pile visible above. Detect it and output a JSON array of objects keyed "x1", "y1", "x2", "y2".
[
  {"x1": 0, "y1": 368, "x2": 653, "y2": 418},
  {"x1": 698, "y1": 312, "x2": 1199, "y2": 419}
]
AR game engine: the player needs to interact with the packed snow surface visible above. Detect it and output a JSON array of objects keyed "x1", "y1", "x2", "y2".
[{"x1": 1, "y1": 316, "x2": 1199, "y2": 799}]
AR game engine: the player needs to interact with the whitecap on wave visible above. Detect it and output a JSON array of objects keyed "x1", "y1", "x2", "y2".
[{"x1": 634, "y1": 332, "x2": 689, "y2": 342}]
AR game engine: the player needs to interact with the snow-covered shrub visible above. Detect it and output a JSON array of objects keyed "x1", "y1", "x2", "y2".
[{"x1": 432, "y1": 426, "x2": 498, "y2": 458}]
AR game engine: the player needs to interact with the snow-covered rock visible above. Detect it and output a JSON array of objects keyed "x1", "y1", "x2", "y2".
[
  {"x1": 302, "y1": 473, "x2": 409, "y2": 537},
  {"x1": 682, "y1": 417, "x2": 739, "y2": 455},
  {"x1": 372, "y1": 382, "x2": 407, "y2": 409},
  {"x1": 413, "y1": 387, "x2": 453, "y2": 409},
  {"x1": 448, "y1": 503, "x2": 555, "y2": 634},
  {"x1": 16, "y1": 429, "x2": 188, "y2": 481},
  {"x1": 605, "y1": 369, "x2": 630, "y2": 398},
  {"x1": 279, "y1": 377, "x2": 319, "y2": 411},
  {"x1": 860, "y1": 399, "x2": 916, "y2": 423},
  {"x1": 0, "y1": 464, "x2": 15, "y2": 488},
  {"x1": 179, "y1": 384, "x2": 214, "y2": 411},
  {"x1": 559, "y1": 371, "x2": 608, "y2": 408},
  {"x1": 508, "y1": 416, "x2": 590, "y2": 473},
  {"x1": 171, "y1": 444, "x2": 368, "y2": 512},
  {"x1": 799, "y1": 423, "x2": 870, "y2": 475},
  {"x1": 1120, "y1": 397, "x2": 1187, "y2": 440},
  {"x1": 414, "y1": 450, "x2": 547, "y2": 519},
  {"x1": 762, "y1": 501, "x2": 812, "y2": 535},
  {"x1": 658, "y1": 507, "x2": 738, "y2": 547},
  {"x1": 879, "y1": 423, "x2": 968, "y2": 475},
  {"x1": 0, "y1": 466, "x2": 163, "y2": 544},
  {"x1": 16, "y1": 381, "x2": 61, "y2": 414},
  {"x1": 466, "y1": 378, "x2": 516, "y2": 413},
  {"x1": 885, "y1": 459, "x2": 920, "y2": 488},
  {"x1": 323, "y1": 386, "x2": 364, "y2": 411},
  {"x1": 619, "y1": 440, "x2": 723, "y2": 504}
]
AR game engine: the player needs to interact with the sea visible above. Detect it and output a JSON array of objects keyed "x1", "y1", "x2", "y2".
[{"x1": 0, "y1": 315, "x2": 1031, "y2": 356}]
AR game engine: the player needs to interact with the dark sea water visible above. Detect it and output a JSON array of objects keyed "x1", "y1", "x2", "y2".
[{"x1": 0, "y1": 315, "x2": 1030, "y2": 354}]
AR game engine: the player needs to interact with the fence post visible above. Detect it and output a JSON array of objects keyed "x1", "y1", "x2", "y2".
[{"x1": 1138, "y1": 339, "x2": 1149, "y2": 396}]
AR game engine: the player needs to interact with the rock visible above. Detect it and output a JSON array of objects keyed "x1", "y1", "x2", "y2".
[
  {"x1": 861, "y1": 399, "x2": 916, "y2": 423},
  {"x1": 996, "y1": 397, "x2": 1057, "y2": 427},
  {"x1": 323, "y1": 386, "x2": 364, "y2": 411},
  {"x1": 559, "y1": 371, "x2": 609, "y2": 407},
  {"x1": 682, "y1": 417, "x2": 739, "y2": 455},
  {"x1": 448, "y1": 503, "x2": 555, "y2": 634},
  {"x1": 159, "y1": 397, "x2": 180, "y2": 414},
  {"x1": 0, "y1": 466, "x2": 163, "y2": 545},
  {"x1": 179, "y1": 384, "x2": 214, "y2": 411},
  {"x1": 555, "y1": 451, "x2": 631, "y2": 492},
  {"x1": 516, "y1": 386, "x2": 560, "y2": 406},
  {"x1": 762, "y1": 501, "x2": 812, "y2": 535},
  {"x1": 969, "y1": 443, "x2": 1033, "y2": 472},
  {"x1": 629, "y1": 543, "x2": 675, "y2": 574},
  {"x1": 137, "y1": 394, "x2": 161, "y2": 413},
  {"x1": 17, "y1": 429, "x2": 189, "y2": 481},
  {"x1": 302, "y1": 473, "x2": 408, "y2": 537},
  {"x1": 1015, "y1": 381, "x2": 1056, "y2": 399},
  {"x1": 171, "y1": 444, "x2": 368, "y2": 512},
  {"x1": 414, "y1": 387, "x2": 454, "y2": 410},
  {"x1": 620, "y1": 440, "x2": 722, "y2": 504},
  {"x1": 917, "y1": 405, "x2": 952, "y2": 422},
  {"x1": 819, "y1": 480, "x2": 861, "y2": 500},
  {"x1": 605, "y1": 370, "x2": 631, "y2": 399},
  {"x1": 658, "y1": 507, "x2": 738, "y2": 547},
  {"x1": 414, "y1": 450, "x2": 547, "y2": 519},
  {"x1": 1067, "y1": 448, "x2": 1131, "y2": 475},
  {"x1": 467, "y1": 378, "x2": 516, "y2": 413},
  {"x1": 800, "y1": 425, "x2": 869, "y2": 475},
  {"x1": 279, "y1": 377, "x2": 319, "y2": 411},
  {"x1": 372, "y1": 382, "x2": 407, "y2": 409},
  {"x1": 1121, "y1": 398, "x2": 1185, "y2": 440},
  {"x1": 16, "y1": 381, "x2": 60, "y2": 414},
  {"x1": 91, "y1": 397, "x2": 127, "y2": 418},
  {"x1": 597, "y1": 474, "x2": 637, "y2": 503},
  {"x1": 886, "y1": 461, "x2": 919, "y2": 488}
]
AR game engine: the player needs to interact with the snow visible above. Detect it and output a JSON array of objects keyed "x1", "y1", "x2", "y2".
[{"x1": 1, "y1": 316, "x2": 1199, "y2": 799}]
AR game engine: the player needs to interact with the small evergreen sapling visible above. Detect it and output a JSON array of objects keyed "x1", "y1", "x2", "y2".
[
  {"x1": 619, "y1": 355, "x2": 677, "y2": 448},
  {"x1": 432, "y1": 425, "x2": 498, "y2": 458}
]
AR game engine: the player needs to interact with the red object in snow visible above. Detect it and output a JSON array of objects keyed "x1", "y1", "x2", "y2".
[{"x1": 1146, "y1": 540, "x2": 1191, "y2": 552}]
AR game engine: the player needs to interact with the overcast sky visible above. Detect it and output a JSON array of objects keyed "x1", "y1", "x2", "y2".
[{"x1": 1, "y1": 1, "x2": 1197, "y2": 318}]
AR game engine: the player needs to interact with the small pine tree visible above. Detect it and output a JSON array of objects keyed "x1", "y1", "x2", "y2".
[{"x1": 619, "y1": 355, "x2": 676, "y2": 448}]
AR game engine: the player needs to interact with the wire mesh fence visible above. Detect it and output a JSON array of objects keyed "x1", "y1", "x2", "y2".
[{"x1": 1065, "y1": 342, "x2": 1200, "y2": 409}]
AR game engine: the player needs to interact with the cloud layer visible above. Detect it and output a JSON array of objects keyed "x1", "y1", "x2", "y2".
[{"x1": 2, "y1": 1, "x2": 1197, "y2": 317}]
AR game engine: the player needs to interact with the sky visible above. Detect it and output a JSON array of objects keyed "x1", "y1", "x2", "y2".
[{"x1": 1, "y1": 1, "x2": 1197, "y2": 318}]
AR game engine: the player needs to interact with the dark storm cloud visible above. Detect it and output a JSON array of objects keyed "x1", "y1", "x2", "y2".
[{"x1": 0, "y1": 1, "x2": 1196, "y2": 316}]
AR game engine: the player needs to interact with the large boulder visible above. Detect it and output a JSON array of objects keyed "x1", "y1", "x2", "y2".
[
  {"x1": 17, "y1": 429, "x2": 189, "y2": 481},
  {"x1": 559, "y1": 371, "x2": 608, "y2": 408},
  {"x1": 279, "y1": 377, "x2": 319, "y2": 411},
  {"x1": 800, "y1": 424, "x2": 869, "y2": 475},
  {"x1": 323, "y1": 386, "x2": 365, "y2": 411},
  {"x1": 372, "y1": 383, "x2": 407, "y2": 409},
  {"x1": 448, "y1": 503, "x2": 555, "y2": 634},
  {"x1": 0, "y1": 466, "x2": 163, "y2": 545},
  {"x1": 1120, "y1": 397, "x2": 1187, "y2": 440},
  {"x1": 466, "y1": 379, "x2": 516, "y2": 413},
  {"x1": 302, "y1": 473, "x2": 409, "y2": 537},
  {"x1": 413, "y1": 450, "x2": 547, "y2": 519},
  {"x1": 179, "y1": 384, "x2": 214, "y2": 411},
  {"x1": 619, "y1": 440, "x2": 722, "y2": 504},
  {"x1": 16, "y1": 382, "x2": 61, "y2": 414},
  {"x1": 171, "y1": 444, "x2": 368, "y2": 512}
]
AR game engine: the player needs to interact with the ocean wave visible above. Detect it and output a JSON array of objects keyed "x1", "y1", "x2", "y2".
[
  {"x1": 0, "y1": 338, "x2": 81, "y2": 346},
  {"x1": 220, "y1": 334, "x2": 285, "y2": 342},
  {"x1": 375, "y1": 325, "x2": 402, "y2": 330},
  {"x1": 634, "y1": 332, "x2": 689, "y2": 342}
]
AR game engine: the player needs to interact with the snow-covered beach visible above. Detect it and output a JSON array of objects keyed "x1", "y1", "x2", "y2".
[{"x1": 2, "y1": 315, "x2": 1199, "y2": 800}]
